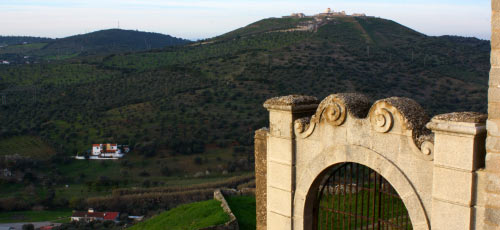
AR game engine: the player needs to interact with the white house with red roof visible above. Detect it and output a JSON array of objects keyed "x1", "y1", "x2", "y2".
[
  {"x1": 71, "y1": 208, "x2": 120, "y2": 222},
  {"x1": 90, "y1": 143, "x2": 124, "y2": 159},
  {"x1": 76, "y1": 144, "x2": 127, "y2": 160}
]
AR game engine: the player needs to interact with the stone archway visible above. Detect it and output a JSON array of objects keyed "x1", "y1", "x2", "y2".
[
  {"x1": 293, "y1": 145, "x2": 429, "y2": 230},
  {"x1": 255, "y1": 93, "x2": 487, "y2": 230}
]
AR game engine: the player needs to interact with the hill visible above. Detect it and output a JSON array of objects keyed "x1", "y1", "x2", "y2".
[
  {"x1": 0, "y1": 29, "x2": 190, "y2": 62},
  {"x1": 0, "y1": 15, "x2": 490, "y2": 213},
  {"x1": 0, "y1": 36, "x2": 53, "y2": 46},
  {"x1": 128, "y1": 199, "x2": 229, "y2": 230}
]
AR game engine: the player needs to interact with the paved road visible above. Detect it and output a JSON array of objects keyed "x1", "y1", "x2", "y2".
[{"x1": 0, "y1": 221, "x2": 60, "y2": 229}]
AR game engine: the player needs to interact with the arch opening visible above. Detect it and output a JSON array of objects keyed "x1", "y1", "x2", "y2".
[{"x1": 312, "y1": 162, "x2": 412, "y2": 230}]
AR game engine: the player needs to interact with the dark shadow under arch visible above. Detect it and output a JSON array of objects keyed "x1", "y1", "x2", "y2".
[{"x1": 310, "y1": 162, "x2": 412, "y2": 230}]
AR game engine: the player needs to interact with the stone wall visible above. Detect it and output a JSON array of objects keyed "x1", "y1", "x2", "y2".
[
  {"x1": 220, "y1": 188, "x2": 255, "y2": 197},
  {"x1": 258, "y1": 93, "x2": 489, "y2": 230},
  {"x1": 479, "y1": 0, "x2": 500, "y2": 228},
  {"x1": 200, "y1": 189, "x2": 239, "y2": 230},
  {"x1": 255, "y1": 128, "x2": 268, "y2": 230}
]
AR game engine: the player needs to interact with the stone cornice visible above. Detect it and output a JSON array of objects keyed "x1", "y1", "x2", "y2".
[{"x1": 263, "y1": 95, "x2": 319, "y2": 112}]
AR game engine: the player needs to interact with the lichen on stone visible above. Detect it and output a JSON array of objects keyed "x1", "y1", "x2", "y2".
[
  {"x1": 376, "y1": 97, "x2": 430, "y2": 130},
  {"x1": 295, "y1": 117, "x2": 311, "y2": 133},
  {"x1": 263, "y1": 95, "x2": 319, "y2": 107},
  {"x1": 432, "y1": 112, "x2": 487, "y2": 123},
  {"x1": 374, "y1": 97, "x2": 432, "y2": 147},
  {"x1": 331, "y1": 93, "x2": 372, "y2": 118}
]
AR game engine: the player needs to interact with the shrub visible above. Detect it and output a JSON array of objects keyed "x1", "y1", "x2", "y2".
[
  {"x1": 193, "y1": 156, "x2": 203, "y2": 165},
  {"x1": 22, "y1": 224, "x2": 34, "y2": 230},
  {"x1": 139, "y1": 170, "x2": 150, "y2": 177}
]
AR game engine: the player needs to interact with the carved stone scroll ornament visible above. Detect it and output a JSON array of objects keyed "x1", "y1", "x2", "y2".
[
  {"x1": 294, "y1": 117, "x2": 315, "y2": 138},
  {"x1": 323, "y1": 101, "x2": 347, "y2": 126},
  {"x1": 370, "y1": 107, "x2": 393, "y2": 133},
  {"x1": 369, "y1": 98, "x2": 434, "y2": 161},
  {"x1": 295, "y1": 93, "x2": 371, "y2": 138},
  {"x1": 420, "y1": 141, "x2": 434, "y2": 156}
]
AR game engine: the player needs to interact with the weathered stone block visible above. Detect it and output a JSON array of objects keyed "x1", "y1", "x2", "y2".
[
  {"x1": 488, "y1": 102, "x2": 500, "y2": 120},
  {"x1": 489, "y1": 67, "x2": 500, "y2": 87},
  {"x1": 485, "y1": 206, "x2": 500, "y2": 226},
  {"x1": 493, "y1": 30, "x2": 500, "y2": 49},
  {"x1": 268, "y1": 161, "x2": 292, "y2": 191},
  {"x1": 494, "y1": 12, "x2": 500, "y2": 31},
  {"x1": 434, "y1": 132, "x2": 484, "y2": 171},
  {"x1": 486, "y1": 152, "x2": 500, "y2": 172},
  {"x1": 431, "y1": 199, "x2": 472, "y2": 230},
  {"x1": 486, "y1": 192, "x2": 500, "y2": 210},
  {"x1": 432, "y1": 166, "x2": 474, "y2": 206},
  {"x1": 267, "y1": 211, "x2": 291, "y2": 230},
  {"x1": 488, "y1": 119, "x2": 500, "y2": 137},
  {"x1": 486, "y1": 172, "x2": 500, "y2": 193},
  {"x1": 267, "y1": 136, "x2": 292, "y2": 164},
  {"x1": 267, "y1": 186, "x2": 292, "y2": 217},
  {"x1": 269, "y1": 111, "x2": 294, "y2": 138},
  {"x1": 472, "y1": 206, "x2": 486, "y2": 230},
  {"x1": 476, "y1": 171, "x2": 489, "y2": 206},
  {"x1": 492, "y1": 49, "x2": 500, "y2": 67},
  {"x1": 489, "y1": 86, "x2": 500, "y2": 103},
  {"x1": 494, "y1": 0, "x2": 500, "y2": 12}
]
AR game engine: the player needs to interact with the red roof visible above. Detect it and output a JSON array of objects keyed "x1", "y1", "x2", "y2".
[
  {"x1": 102, "y1": 149, "x2": 116, "y2": 153},
  {"x1": 104, "y1": 212, "x2": 119, "y2": 220},
  {"x1": 93, "y1": 144, "x2": 100, "y2": 147},
  {"x1": 72, "y1": 211, "x2": 119, "y2": 220},
  {"x1": 110, "y1": 144, "x2": 117, "y2": 146}
]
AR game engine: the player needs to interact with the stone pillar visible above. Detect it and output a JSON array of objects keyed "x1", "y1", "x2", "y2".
[
  {"x1": 427, "y1": 113, "x2": 487, "y2": 230},
  {"x1": 255, "y1": 128, "x2": 269, "y2": 230},
  {"x1": 263, "y1": 95, "x2": 318, "y2": 230},
  {"x1": 481, "y1": 1, "x2": 500, "y2": 228}
]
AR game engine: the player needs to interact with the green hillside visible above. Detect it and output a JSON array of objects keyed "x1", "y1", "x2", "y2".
[
  {"x1": 128, "y1": 199, "x2": 229, "y2": 230},
  {"x1": 0, "y1": 36, "x2": 52, "y2": 46},
  {"x1": 226, "y1": 196, "x2": 256, "y2": 230},
  {"x1": 0, "y1": 15, "x2": 490, "y2": 213},
  {"x1": 0, "y1": 29, "x2": 190, "y2": 63},
  {"x1": 44, "y1": 29, "x2": 190, "y2": 56}
]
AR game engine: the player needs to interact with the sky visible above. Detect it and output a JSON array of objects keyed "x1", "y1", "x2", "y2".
[{"x1": 0, "y1": 0, "x2": 491, "y2": 40}]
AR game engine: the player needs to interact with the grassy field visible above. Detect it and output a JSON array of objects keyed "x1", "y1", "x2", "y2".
[
  {"x1": 0, "y1": 209, "x2": 71, "y2": 223},
  {"x1": 226, "y1": 196, "x2": 256, "y2": 230},
  {"x1": 128, "y1": 199, "x2": 229, "y2": 230},
  {"x1": 0, "y1": 135, "x2": 56, "y2": 158},
  {"x1": 0, "y1": 42, "x2": 47, "y2": 54},
  {"x1": 317, "y1": 190, "x2": 411, "y2": 229}
]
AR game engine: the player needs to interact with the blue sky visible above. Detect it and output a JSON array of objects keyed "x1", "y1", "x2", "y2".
[{"x1": 0, "y1": 0, "x2": 491, "y2": 40}]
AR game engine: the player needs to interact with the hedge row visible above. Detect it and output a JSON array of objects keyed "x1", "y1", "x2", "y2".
[{"x1": 111, "y1": 174, "x2": 254, "y2": 196}]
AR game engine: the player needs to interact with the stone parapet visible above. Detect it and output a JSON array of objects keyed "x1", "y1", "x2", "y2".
[
  {"x1": 263, "y1": 95, "x2": 319, "y2": 230},
  {"x1": 427, "y1": 112, "x2": 486, "y2": 230},
  {"x1": 427, "y1": 112, "x2": 487, "y2": 172},
  {"x1": 263, "y1": 95, "x2": 319, "y2": 112},
  {"x1": 255, "y1": 128, "x2": 268, "y2": 230}
]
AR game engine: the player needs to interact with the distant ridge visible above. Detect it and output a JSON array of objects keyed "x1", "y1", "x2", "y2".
[
  {"x1": 0, "y1": 29, "x2": 190, "y2": 61},
  {"x1": 46, "y1": 29, "x2": 190, "y2": 55},
  {"x1": 0, "y1": 36, "x2": 53, "y2": 46}
]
